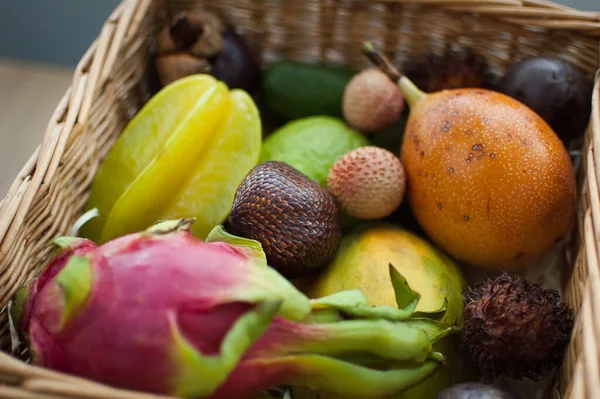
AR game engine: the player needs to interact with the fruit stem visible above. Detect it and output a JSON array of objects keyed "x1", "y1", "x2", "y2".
[
  {"x1": 170, "y1": 12, "x2": 203, "y2": 50},
  {"x1": 361, "y1": 42, "x2": 426, "y2": 108}
]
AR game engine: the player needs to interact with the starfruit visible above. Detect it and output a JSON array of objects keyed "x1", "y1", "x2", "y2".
[{"x1": 81, "y1": 74, "x2": 262, "y2": 243}]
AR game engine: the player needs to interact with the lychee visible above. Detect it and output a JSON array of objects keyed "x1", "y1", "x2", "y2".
[
  {"x1": 342, "y1": 68, "x2": 404, "y2": 133},
  {"x1": 327, "y1": 146, "x2": 406, "y2": 220}
]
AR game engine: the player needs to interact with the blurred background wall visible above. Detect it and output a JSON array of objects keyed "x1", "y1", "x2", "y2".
[{"x1": 0, "y1": 0, "x2": 121, "y2": 67}]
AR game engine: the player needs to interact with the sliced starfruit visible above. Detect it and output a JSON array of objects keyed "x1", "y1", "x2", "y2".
[
  {"x1": 158, "y1": 89, "x2": 263, "y2": 239},
  {"x1": 81, "y1": 74, "x2": 262, "y2": 242}
]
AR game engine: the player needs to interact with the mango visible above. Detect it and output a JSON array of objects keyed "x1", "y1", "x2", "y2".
[
  {"x1": 81, "y1": 75, "x2": 262, "y2": 242},
  {"x1": 292, "y1": 223, "x2": 474, "y2": 399}
]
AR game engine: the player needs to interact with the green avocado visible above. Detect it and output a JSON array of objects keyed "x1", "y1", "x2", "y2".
[{"x1": 260, "y1": 61, "x2": 357, "y2": 122}]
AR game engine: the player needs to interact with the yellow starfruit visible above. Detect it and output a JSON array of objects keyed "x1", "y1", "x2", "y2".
[{"x1": 81, "y1": 74, "x2": 262, "y2": 242}]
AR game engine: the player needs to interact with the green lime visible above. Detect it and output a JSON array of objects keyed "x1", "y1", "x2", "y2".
[{"x1": 259, "y1": 116, "x2": 370, "y2": 187}]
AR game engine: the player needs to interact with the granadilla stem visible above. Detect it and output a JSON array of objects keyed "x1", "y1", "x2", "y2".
[
  {"x1": 361, "y1": 42, "x2": 402, "y2": 82},
  {"x1": 170, "y1": 13, "x2": 203, "y2": 50},
  {"x1": 361, "y1": 42, "x2": 426, "y2": 108}
]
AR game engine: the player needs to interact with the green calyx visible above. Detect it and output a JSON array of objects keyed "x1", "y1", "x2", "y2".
[
  {"x1": 9, "y1": 284, "x2": 31, "y2": 333},
  {"x1": 8, "y1": 282, "x2": 33, "y2": 353},
  {"x1": 308, "y1": 264, "x2": 448, "y2": 323},
  {"x1": 53, "y1": 256, "x2": 93, "y2": 331},
  {"x1": 269, "y1": 288, "x2": 455, "y2": 367},
  {"x1": 390, "y1": 264, "x2": 420, "y2": 310},
  {"x1": 280, "y1": 318, "x2": 450, "y2": 364},
  {"x1": 254, "y1": 263, "x2": 458, "y2": 397},
  {"x1": 262, "y1": 354, "x2": 442, "y2": 398},
  {"x1": 206, "y1": 225, "x2": 266, "y2": 264},
  {"x1": 48, "y1": 236, "x2": 90, "y2": 258},
  {"x1": 205, "y1": 225, "x2": 312, "y2": 321},
  {"x1": 171, "y1": 300, "x2": 282, "y2": 398}
]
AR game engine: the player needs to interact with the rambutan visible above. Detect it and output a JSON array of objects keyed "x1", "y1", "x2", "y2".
[{"x1": 462, "y1": 273, "x2": 574, "y2": 381}]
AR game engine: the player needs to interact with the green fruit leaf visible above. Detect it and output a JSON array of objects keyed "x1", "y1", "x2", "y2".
[
  {"x1": 9, "y1": 284, "x2": 31, "y2": 335},
  {"x1": 8, "y1": 286, "x2": 30, "y2": 353},
  {"x1": 47, "y1": 236, "x2": 90, "y2": 259},
  {"x1": 310, "y1": 290, "x2": 369, "y2": 309},
  {"x1": 170, "y1": 300, "x2": 281, "y2": 398},
  {"x1": 206, "y1": 225, "x2": 267, "y2": 266},
  {"x1": 268, "y1": 354, "x2": 442, "y2": 398},
  {"x1": 206, "y1": 225, "x2": 312, "y2": 322},
  {"x1": 309, "y1": 290, "x2": 416, "y2": 321},
  {"x1": 55, "y1": 256, "x2": 93, "y2": 330},
  {"x1": 238, "y1": 265, "x2": 313, "y2": 322},
  {"x1": 301, "y1": 308, "x2": 343, "y2": 324},
  {"x1": 402, "y1": 319, "x2": 460, "y2": 345},
  {"x1": 288, "y1": 318, "x2": 437, "y2": 363},
  {"x1": 389, "y1": 264, "x2": 421, "y2": 313},
  {"x1": 411, "y1": 297, "x2": 450, "y2": 321}
]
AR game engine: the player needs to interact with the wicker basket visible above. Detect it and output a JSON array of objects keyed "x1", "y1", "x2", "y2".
[{"x1": 0, "y1": 0, "x2": 599, "y2": 398}]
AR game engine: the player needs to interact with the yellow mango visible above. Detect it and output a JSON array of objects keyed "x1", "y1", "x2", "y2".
[
  {"x1": 82, "y1": 75, "x2": 262, "y2": 243},
  {"x1": 292, "y1": 223, "x2": 474, "y2": 399}
]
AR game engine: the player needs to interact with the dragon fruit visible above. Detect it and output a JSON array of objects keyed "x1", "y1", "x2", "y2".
[
  {"x1": 10, "y1": 236, "x2": 97, "y2": 340},
  {"x1": 10, "y1": 219, "x2": 456, "y2": 399}
]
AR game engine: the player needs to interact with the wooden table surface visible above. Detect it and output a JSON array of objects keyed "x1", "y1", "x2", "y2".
[{"x1": 0, "y1": 58, "x2": 73, "y2": 198}]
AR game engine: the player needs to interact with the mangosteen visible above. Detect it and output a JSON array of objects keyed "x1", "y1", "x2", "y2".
[
  {"x1": 153, "y1": 10, "x2": 261, "y2": 93},
  {"x1": 209, "y1": 29, "x2": 262, "y2": 94},
  {"x1": 497, "y1": 56, "x2": 594, "y2": 146},
  {"x1": 435, "y1": 382, "x2": 521, "y2": 399}
]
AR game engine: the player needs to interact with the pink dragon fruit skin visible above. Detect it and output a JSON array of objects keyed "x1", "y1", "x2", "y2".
[
  {"x1": 15, "y1": 219, "x2": 455, "y2": 399},
  {"x1": 24, "y1": 220, "x2": 311, "y2": 397},
  {"x1": 202, "y1": 310, "x2": 447, "y2": 399},
  {"x1": 12, "y1": 237, "x2": 97, "y2": 337}
]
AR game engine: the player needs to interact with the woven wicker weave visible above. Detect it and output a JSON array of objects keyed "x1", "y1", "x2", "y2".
[{"x1": 0, "y1": 0, "x2": 598, "y2": 398}]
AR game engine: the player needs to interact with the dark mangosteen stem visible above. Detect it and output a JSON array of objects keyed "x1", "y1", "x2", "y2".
[
  {"x1": 170, "y1": 13, "x2": 203, "y2": 50},
  {"x1": 361, "y1": 42, "x2": 426, "y2": 108},
  {"x1": 361, "y1": 42, "x2": 402, "y2": 82}
]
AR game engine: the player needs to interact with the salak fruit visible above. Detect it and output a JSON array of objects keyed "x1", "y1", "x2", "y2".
[
  {"x1": 81, "y1": 74, "x2": 262, "y2": 243},
  {"x1": 11, "y1": 219, "x2": 457, "y2": 399}
]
